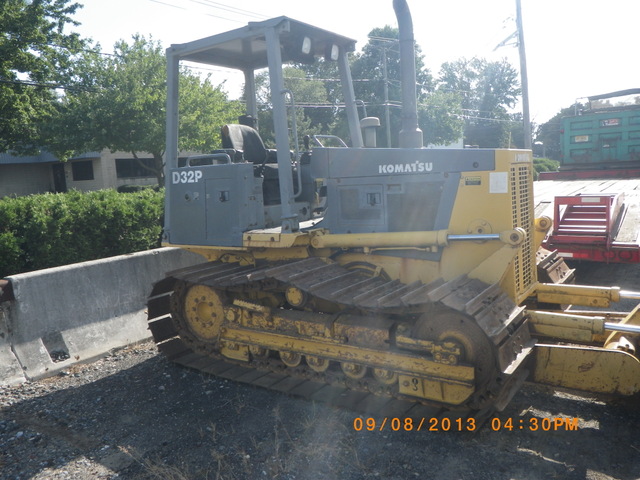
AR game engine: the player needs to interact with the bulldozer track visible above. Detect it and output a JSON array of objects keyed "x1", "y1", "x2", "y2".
[
  {"x1": 151, "y1": 257, "x2": 511, "y2": 315},
  {"x1": 148, "y1": 257, "x2": 532, "y2": 424},
  {"x1": 151, "y1": 334, "x2": 461, "y2": 422}
]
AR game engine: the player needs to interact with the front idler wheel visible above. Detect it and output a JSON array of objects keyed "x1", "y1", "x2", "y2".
[{"x1": 172, "y1": 283, "x2": 227, "y2": 347}]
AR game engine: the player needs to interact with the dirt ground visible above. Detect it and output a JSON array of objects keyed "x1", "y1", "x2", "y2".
[{"x1": 1, "y1": 262, "x2": 639, "y2": 480}]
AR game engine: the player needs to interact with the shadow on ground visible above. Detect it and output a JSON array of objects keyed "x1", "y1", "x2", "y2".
[{"x1": 1, "y1": 350, "x2": 639, "y2": 480}]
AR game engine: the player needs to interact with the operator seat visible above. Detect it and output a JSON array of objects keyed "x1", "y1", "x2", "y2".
[
  {"x1": 221, "y1": 124, "x2": 268, "y2": 165},
  {"x1": 221, "y1": 124, "x2": 283, "y2": 203}
]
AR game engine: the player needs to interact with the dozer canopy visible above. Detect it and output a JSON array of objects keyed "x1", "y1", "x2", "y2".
[
  {"x1": 165, "y1": 17, "x2": 363, "y2": 234},
  {"x1": 169, "y1": 16, "x2": 357, "y2": 70}
]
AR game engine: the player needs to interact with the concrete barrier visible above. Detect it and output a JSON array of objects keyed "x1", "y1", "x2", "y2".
[
  {"x1": 0, "y1": 248, "x2": 203, "y2": 386},
  {"x1": 1, "y1": 293, "x2": 25, "y2": 385}
]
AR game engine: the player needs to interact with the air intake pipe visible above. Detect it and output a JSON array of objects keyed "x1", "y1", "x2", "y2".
[{"x1": 393, "y1": 0, "x2": 423, "y2": 148}]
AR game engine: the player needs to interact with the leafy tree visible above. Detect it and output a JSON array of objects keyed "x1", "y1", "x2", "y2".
[
  {"x1": 49, "y1": 35, "x2": 243, "y2": 185},
  {"x1": 253, "y1": 66, "x2": 334, "y2": 149},
  {"x1": 506, "y1": 112, "x2": 531, "y2": 149},
  {"x1": 438, "y1": 58, "x2": 520, "y2": 147},
  {"x1": 250, "y1": 26, "x2": 465, "y2": 149},
  {"x1": 287, "y1": 64, "x2": 338, "y2": 133},
  {"x1": 418, "y1": 90, "x2": 464, "y2": 146},
  {"x1": 290, "y1": 56, "x2": 366, "y2": 146},
  {"x1": 0, "y1": 0, "x2": 86, "y2": 153},
  {"x1": 179, "y1": 73, "x2": 243, "y2": 154},
  {"x1": 295, "y1": 26, "x2": 463, "y2": 148},
  {"x1": 350, "y1": 26, "x2": 434, "y2": 147},
  {"x1": 534, "y1": 103, "x2": 584, "y2": 161}
]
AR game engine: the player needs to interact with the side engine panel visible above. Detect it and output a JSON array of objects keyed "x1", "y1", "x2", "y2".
[
  {"x1": 312, "y1": 147, "x2": 494, "y2": 235},
  {"x1": 165, "y1": 163, "x2": 264, "y2": 247}
]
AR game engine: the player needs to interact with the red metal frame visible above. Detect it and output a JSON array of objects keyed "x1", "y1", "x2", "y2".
[
  {"x1": 543, "y1": 244, "x2": 640, "y2": 263},
  {"x1": 542, "y1": 193, "x2": 640, "y2": 263}
]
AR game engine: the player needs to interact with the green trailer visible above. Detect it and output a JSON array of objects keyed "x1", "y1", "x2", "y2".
[{"x1": 559, "y1": 88, "x2": 640, "y2": 172}]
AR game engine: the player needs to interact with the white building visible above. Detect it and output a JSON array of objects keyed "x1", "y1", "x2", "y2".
[{"x1": 0, "y1": 150, "x2": 158, "y2": 197}]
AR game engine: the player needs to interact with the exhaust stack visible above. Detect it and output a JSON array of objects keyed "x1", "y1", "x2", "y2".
[{"x1": 393, "y1": 0, "x2": 423, "y2": 148}]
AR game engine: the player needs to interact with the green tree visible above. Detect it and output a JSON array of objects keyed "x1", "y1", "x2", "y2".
[
  {"x1": 292, "y1": 56, "x2": 362, "y2": 146},
  {"x1": 350, "y1": 26, "x2": 434, "y2": 147},
  {"x1": 418, "y1": 90, "x2": 464, "y2": 146},
  {"x1": 251, "y1": 27, "x2": 464, "y2": 149},
  {"x1": 438, "y1": 58, "x2": 520, "y2": 147},
  {"x1": 0, "y1": 0, "x2": 86, "y2": 153},
  {"x1": 49, "y1": 35, "x2": 242, "y2": 185},
  {"x1": 287, "y1": 64, "x2": 338, "y2": 134},
  {"x1": 534, "y1": 104, "x2": 584, "y2": 161},
  {"x1": 254, "y1": 66, "x2": 333, "y2": 149},
  {"x1": 507, "y1": 112, "x2": 528, "y2": 149}
]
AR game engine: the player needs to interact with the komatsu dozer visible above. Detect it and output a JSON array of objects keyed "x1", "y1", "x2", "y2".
[{"x1": 149, "y1": 0, "x2": 640, "y2": 417}]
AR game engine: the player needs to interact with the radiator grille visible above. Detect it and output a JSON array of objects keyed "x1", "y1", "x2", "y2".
[{"x1": 510, "y1": 163, "x2": 534, "y2": 296}]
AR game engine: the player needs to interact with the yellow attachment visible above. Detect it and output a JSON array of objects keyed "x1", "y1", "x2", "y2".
[
  {"x1": 605, "y1": 304, "x2": 640, "y2": 349},
  {"x1": 309, "y1": 228, "x2": 524, "y2": 250},
  {"x1": 533, "y1": 216, "x2": 552, "y2": 248},
  {"x1": 533, "y1": 344, "x2": 640, "y2": 396},
  {"x1": 528, "y1": 310, "x2": 605, "y2": 343},
  {"x1": 244, "y1": 230, "x2": 310, "y2": 248},
  {"x1": 221, "y1": 322, "x2": 475, "y2": 401},
  {"x1": 398, "y1": 375, "x2": 474, "y2": 404},
  {"x1": 535, "y1": 283, "x2": 621, "y2": 308},
  {"x1": 470, "y1": 237, "x2": 523, "y2": 285},
  {"x1": 309, "y1": 229, "x2": 450, "y2": 249},
  {"x1": 217, "y1": 301, "x2": 476, "y2": 404},
  {"x1": 499, "y1": 228, "x2": 527, "y2": 246}
]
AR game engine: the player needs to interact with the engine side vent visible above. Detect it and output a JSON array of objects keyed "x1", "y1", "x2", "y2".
[{"x1": 510, "y1": 162, "x2": 535, "y2": 298}]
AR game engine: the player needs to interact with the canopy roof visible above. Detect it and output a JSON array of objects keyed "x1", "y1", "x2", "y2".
[{"x1": 168, "y1": 16, "x2": 357, "y2": 70}]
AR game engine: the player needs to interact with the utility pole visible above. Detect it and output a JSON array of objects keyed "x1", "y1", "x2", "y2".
[{"x1": 516, "y1": 0, "x2": 532, "y2": 149}]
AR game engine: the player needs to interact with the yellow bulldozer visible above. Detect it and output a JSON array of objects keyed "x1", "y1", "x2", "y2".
[{"x1": 148, "y1": 0, "x2": 640, "y2": 417}]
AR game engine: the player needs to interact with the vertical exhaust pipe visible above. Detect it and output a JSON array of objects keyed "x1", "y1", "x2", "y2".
[{"x1": 393, "y1": 0, "x2": 423, "y2": 148}]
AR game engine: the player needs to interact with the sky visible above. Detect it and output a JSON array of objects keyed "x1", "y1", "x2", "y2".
[{"x1": 70, "y1": 0, "x2": 639, "y2": 125}]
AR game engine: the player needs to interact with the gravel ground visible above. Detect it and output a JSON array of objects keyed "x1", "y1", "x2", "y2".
[
  {"x1": 1, "y1": 262, "x2": 640, "y2": 480},
  {"x1": 2, "y1": 341, "x2": 639, "y2": 480}
]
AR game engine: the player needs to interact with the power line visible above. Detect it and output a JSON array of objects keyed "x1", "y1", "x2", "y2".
[
  {"x1": 149, "y1": 0, "x2": 239, "y2": 22},
  {"x1": 455, "y1": 114, "x2": 519, "y2": 124},
  {"x1": 182, "y1": 0, "x2": 244, "y2": 22},
  {"x1": 181, "y1": 62, "x2": 244, "y2": 75},
  {"x1": 186, "y1": 0, "x2": 269, "y2": 19},
  {"x1": 150, "y1": 0, "x2": 267, "y2": 23},
  {"x1": 148, "y1": 0, "x2": 186, "y2": 10},
  {"x1": 0, "y1": 78, "x2": 95, "y2": 92},
  {"x1": 282, "y1": 76, "x2": 374, "y2": 83}
]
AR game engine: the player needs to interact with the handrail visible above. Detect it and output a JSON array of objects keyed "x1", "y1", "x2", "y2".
[
  {"x1": 282, "y1": 89, "x2": 303, "y2": 199},
  {"x1": 186, "y1": 153, "x2": 231, "y2": 166}
]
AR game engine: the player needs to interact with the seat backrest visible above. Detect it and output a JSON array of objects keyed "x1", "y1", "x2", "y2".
[{"x1": 221, "y1": 124, "x2": 267, "y2": 164}]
